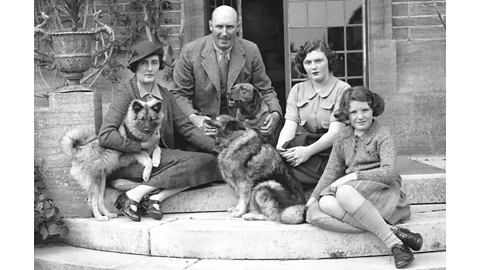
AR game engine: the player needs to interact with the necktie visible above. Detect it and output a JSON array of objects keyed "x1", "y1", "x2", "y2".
[
  {"x1": 219, "y1": 51, "x2": 228, "y2": 89},
  {"x1": 218, "y1": 50, "x2": 229, "y2": 114}
]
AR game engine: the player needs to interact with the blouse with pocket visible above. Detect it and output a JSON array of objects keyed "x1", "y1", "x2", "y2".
[{"x1": 284, "y1": 78, "x2": 350, "y2": 133}]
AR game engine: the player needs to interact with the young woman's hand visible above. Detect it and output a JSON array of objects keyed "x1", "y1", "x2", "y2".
[
  {"x1": 305, "y1": 197, "x2": 318, "y2": 208},
  {"x1": 329, "y1": 173, "x2": 357, "y2": 193},
  {"x1": 141, "y1": 131, "x2": 161, "y2": 149},
  {"x1": 280, "y1": 146, "x2": 312, "y2": 167}
]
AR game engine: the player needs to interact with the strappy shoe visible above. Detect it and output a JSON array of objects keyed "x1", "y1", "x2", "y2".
[
  {"x1": 391, "y1": 243, "x2": 414, "y2": 269},
  {"x1": 391, "y1": 226, "x2": 423, "y2": 251},
  {"x1": 146, "y1": 200, "x2": 164, "y2": 220},
  {"x1": 114, "y1": 192, "x2": 141, "y2": 222}
]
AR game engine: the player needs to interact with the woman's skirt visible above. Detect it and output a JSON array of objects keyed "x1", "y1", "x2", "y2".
[
  {"x1": 107, "y1": 148, "x2": 222, "y2": 191},
  {"x1": 319, "y1": 178, "x2": 411, "y2": 225}
]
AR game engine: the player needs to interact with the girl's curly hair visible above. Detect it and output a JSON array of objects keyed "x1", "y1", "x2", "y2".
[
  {"x1": 294, "y1": 39, "x2": 338, "y2": 75},
  {"x1": 334, "y1": 86, "x2": 385, "y2": 122}
]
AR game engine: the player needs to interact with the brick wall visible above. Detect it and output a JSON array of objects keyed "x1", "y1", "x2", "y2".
[{"x1": 392, "y1": 0, "x2": 446, "y2": 40}]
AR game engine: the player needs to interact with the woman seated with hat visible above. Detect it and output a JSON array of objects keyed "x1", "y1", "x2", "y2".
[{"x1": 98, "y1": 40, "x2": 221, "y2": 222}]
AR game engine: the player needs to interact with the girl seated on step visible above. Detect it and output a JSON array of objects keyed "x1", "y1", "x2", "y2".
[{"x1": 305, "y1": 86, "x2": 423, "y2": 269}]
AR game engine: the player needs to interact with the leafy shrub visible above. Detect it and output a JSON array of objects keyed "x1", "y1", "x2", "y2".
[{"x1": 34, "y1": 163, "x2": 69, "y2": 244}]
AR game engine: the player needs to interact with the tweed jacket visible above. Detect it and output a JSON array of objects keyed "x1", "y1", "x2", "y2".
[
  {"x1": 310, "y1": 120, "x2": 402, "y2": 200},
  {"x1": 171, "y1": 34, "x2": 282, "y2": 117},
  {"x1": 98, "y1": 77, "x2": 215, "y2": 154}
]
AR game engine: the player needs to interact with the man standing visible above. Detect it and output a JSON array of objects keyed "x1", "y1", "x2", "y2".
[{"x1": 171, "y1": 5, "x2": 282, "y2": 135}]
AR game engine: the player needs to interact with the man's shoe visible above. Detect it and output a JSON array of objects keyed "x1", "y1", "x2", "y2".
[
  {"x1": 114, "y1": 192, "x2": 141, "y2": 222},
  {"x1": 391, "y1": 243, "x2": 414, "y2": 269},
  {"x1": 391, "y1": 226, "x2": 423, "y2": 251}
]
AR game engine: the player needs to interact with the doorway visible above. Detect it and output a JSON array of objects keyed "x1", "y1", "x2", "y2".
[{"x1": 241, "y1": 0, "x2": 286, "y2": 112}]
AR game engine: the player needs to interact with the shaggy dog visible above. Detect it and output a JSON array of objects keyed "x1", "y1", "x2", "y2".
[
  {"x1": 60, "y1": 99, "x2": 164, "y2": 221},
  {"x1": 227, "y1": 83, "x2": 282, "y2": 146},
  {"x1": 204, "y1": 115, "x2": 306, "y2": 224}
]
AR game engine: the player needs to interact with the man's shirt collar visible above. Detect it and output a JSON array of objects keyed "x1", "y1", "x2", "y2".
[{"x1": 213, "y1": 41, "x2": 232, "y2": 61}]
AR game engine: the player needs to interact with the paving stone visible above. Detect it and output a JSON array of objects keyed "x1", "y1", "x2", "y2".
[
  {"x1": 150, "y1": 209, "x2": 445, "y2": 259},
  {"x1": 63, "y1": 217, "x2": 173, "y2": 255},
  {"x1": 34, "y1": 245, "x2": 446, "y2": 270},
  {"x1": 102, "y1": 174, "x2": 445, "y2": 218},
  {"x1": 34, "y1": 245, "x2": 198, "y2": 270}
]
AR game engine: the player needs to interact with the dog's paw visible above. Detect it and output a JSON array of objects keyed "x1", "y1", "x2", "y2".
[
  {"x1": 142, "y1": 166, "x2": 152, "y2": 182},
  {"x1": 231, "y1": 209, "x2": 247, "y2": 218},
  {"x1": 95, "y1": 215, "x2": 110, "y2": 221},
  {"x1": 242, "y1": 213, "x2": 267, "y2": 221},
  {"x1": 152, "y1": 147, "x2": 161, "y2": 167},
  {"x1": 106, "y1": 212, "x2": 118, "y2": 218}
]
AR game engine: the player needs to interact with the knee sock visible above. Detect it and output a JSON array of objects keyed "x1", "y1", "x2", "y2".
[
  {"x1": 339, "y1": 211, "x2": 368, "y2": 231},
  {"x1": 350, "y1": 200, "x2": 402, "y2": 250}
]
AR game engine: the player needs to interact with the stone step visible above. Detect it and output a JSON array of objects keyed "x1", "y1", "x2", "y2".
[
  {"x1": 103, "y1": 173, "x2": 446, "y2": 215},
  {"x1": 34, "y1": 245, "x2": 446, "y2": 270},
  {"x1": 63, "y1": 204, "x2": 445, "y2": 260}
]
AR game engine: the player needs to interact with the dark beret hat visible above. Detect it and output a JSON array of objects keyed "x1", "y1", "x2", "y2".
[{"x1": 127, "y1": 41, "x2": 164, "y2": 70}]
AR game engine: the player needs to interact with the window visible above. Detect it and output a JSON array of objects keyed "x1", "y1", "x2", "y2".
[{"x1": 287, "y1": 0, "x2": 367, "y2": 90}]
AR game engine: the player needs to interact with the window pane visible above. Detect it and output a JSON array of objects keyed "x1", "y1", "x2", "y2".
[
  {"x1": 290, "y1": 28, "x2": 309, "y2": 53},
  {"x1": 327, "y1": 27, "x2": 344, "y2": 51},
  {"x1": 347, "y1": 78, "x2": 363, "y2": 87},
  {"x1": 347, "y1": 52, "x2": 363, "y2": 76},
  {"x1": 327, "y1": 1, "x2": 344, "y2": 26},
  {"x1": 308, "y1": 1, "x2": 326, "y2": 27},
  {"x1": 289, "y1": 2, "x2": 308, "y2": 27},
  {"x1": 345, "y1": 0, "x2": 362, "y2": 24},
  {"x1": 347, "y1": 26, "x2": 362, "y2": 50},
  {"x1": 309, "y1": 27, "x2": 327, "y2": 42},
  {"x1": 333, "y1": 52, "x2": 345, "y2": 77}
]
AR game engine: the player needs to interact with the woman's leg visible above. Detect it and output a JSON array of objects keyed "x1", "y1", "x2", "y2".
[
  {"x1": 125, "y1": 185, "x2": 157, "y2": 211},
  {"x1": 319, "y1": 195, "x2": 368, "y2": 231},
  {"x1": 148, "y1": 186, "x2": 190, "y2": 210},
  {"x1": 335, "y1": 185, "x2": 402, "y2": 249}
]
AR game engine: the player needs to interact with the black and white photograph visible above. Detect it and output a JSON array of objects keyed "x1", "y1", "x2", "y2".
[{"x1": 27, "y1": 0, "x2": 458, "y2": 269}]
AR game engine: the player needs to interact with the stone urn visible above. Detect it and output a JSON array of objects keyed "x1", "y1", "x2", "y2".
[
  {"x1": 34, "y1": 11, "x2": 115, "y2": 134},
  {"x1": 34, "y1": 11, "x2": 115, "y2": 90}
]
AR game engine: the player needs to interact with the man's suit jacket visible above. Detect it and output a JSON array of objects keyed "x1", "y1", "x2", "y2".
[{"x1": 171, "y1": 34, "x2": 282, "y2": 117}]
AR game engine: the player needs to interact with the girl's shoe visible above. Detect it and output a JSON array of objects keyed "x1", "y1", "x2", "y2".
[
  {"x1": 146, "y1": 200, "x2": 164, "y2": 220},
  {"x1": 391, "y1": 226, "x2": 423, "y2": 251},
  {"x1": 114, "y1": 192, "x2": 141, "y2": 222},
  {"x1": 391, "y1": 243, "x2": 414, "y2": 269}
]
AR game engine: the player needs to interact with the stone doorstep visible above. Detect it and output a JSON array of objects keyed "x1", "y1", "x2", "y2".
[
  {"x1": 34, "y1": 245, "x2": 446, "y2": 270},
  {"x1": 102, "y1": 173, "x2": 446, "y2": 215},
  {"x1": 408, "y1": 156, "x2": 446, "y2": 170},
  {"x1": 62, "y1": 204, "x2": 445, "y2": 260}
]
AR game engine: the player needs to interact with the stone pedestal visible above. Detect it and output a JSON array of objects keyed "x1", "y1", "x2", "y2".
[{"x1": 34, "y1": 91, "x2": 102, "y2": 218}]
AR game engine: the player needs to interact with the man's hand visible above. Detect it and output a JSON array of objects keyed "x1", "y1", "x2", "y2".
[
  {"x1": 189, "y1": 114, "x2": 210, "y2": 129},
  {"x1": 259, "y1": 111, "x2": 281, "y2": 135}
]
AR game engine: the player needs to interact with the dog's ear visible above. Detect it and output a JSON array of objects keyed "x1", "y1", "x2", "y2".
[
  {"x1": 131, "y1": 100, "x2": 144, "y2": 113},
  {"x1": 252, "y1": 86, "x2": 262, "y2": 110},
  {"x1": 151, "y1": 101, "x2": 162, "y2": 113}
]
